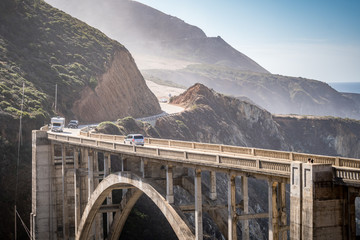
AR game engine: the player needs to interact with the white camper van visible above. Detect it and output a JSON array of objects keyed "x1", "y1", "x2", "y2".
[{"x1": 51, "y1": 117, "x2": 65, "y2": 132}]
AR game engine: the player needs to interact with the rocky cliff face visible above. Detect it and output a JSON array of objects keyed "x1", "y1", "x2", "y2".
[
  {"x1": 107, "y1": 83, "x2": 360, "y2": 239},
  {"x1": 72, "y1": 50, "x2": 161, "y2": 123},
  {"x1": 158, "y1": 83, "x2": 289, "y2": 150},
  {"x1": 274, "y1": 115, "x2": 360, "y2": 158}
]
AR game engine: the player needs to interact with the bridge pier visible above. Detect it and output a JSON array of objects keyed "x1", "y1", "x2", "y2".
[{"x1": 290, "y1": 162, "x2": 356, "y2": 239}]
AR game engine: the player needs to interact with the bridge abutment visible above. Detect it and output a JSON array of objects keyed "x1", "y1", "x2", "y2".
[{"x1": 290, "y1": 162, "x2": 355, "y2": 239}]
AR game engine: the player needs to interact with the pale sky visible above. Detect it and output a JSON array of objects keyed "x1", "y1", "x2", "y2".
[{"x1": 136, "y1": 0, "x2": 360, "y2": 83}]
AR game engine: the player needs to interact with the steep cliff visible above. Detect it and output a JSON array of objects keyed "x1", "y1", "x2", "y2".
[
  {"x1": 72, "y1": 50, "x2": 161, "y2": 122},
  {"x1": 274, "y1": 115, "x2": 360, "y2": 158}
]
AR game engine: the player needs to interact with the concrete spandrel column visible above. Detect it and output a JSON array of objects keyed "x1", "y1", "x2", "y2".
[
  {"x1": 73, "y1": 148, "x2": 80, "y2": 234},
  {"x1": 88, "y1": 150, "x2": 94, "y2": 199},
  {"x1": 280, "y1": 182, "x2": 287, "y2": 240},
  {"x1": 209, "y1": 171, "x2": 217, "y2": 200},
  {"x1": 92, "y1": 151, "x2": 103, "y2": 240},
  {"x1": 80, "y1": 148, "x2": 89, "y2": 214},
  {"x1": 268, "y1": 181, "x2": 279, "y2": 240},
  {"x1": 242, "y1": 176, "x2": 249, "y2": 240},
  {"x1": 61, "y1": 144, "x2": 69, "y2": 240},
  {"x1": 228, "y1": 174, "x2": 236, "y2": 240},
  {"x1": 166, "y1": 165, "x2": 174, "y2": 204},
  {"x1": 290, "y1": 161, "x2": 302, "y2": 240},
  {"x1": 104, "y1": 153, "x2": 113, "y2": 234},
  {"x1": 194, "y1": 169, "x2": 203, "y2": 240}
]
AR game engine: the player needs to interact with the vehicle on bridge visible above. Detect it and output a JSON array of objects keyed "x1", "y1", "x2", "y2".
[
  {"x1": 67, "y1": 120, "x2": 79, "y2": 128},
  {"x1": 124, "y1": 134, "x2": 144, "y2": 146},
  {"x1": 50, "y1": 117, "x2": 65, "y2": 132}
]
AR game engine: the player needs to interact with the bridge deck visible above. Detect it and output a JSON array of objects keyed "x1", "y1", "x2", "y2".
[{"x1": 47, "y1": 131, "x2": 360, "y2": 184}]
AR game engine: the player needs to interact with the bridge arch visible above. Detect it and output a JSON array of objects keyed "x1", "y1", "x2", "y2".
[{"x1": 76, "y1": 171, "x2": 194, "y2": 240}]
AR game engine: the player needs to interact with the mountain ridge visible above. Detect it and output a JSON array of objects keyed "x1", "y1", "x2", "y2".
[{"x1": 45, "y1": 0, "x2": 269, "y2": 73}]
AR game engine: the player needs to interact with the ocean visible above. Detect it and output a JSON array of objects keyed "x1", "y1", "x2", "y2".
[{"x1": 328, "y1": 82, "x2": 360, "y2": 94}]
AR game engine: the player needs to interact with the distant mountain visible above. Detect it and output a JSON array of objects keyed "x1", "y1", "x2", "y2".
[
  {"x1": 143, "y1": 65, "x2": 360, "y2": 119},
  {"x1": 45, "y1": 0, "x2": 269, "y2": 73}
]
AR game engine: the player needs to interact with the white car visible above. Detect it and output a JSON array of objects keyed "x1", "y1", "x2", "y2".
[{"x1": 124, "y1": 134, "x2": 144, "y2": 146}]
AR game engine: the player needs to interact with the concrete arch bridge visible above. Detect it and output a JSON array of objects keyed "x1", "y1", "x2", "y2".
[{"x1": 31, "y1": 130, "x2": 360, "y2": 239}]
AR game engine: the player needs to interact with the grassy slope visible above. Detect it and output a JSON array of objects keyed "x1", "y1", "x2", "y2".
[{"x1": 0, "y1": 0, "x2": 122, "y2": 121}]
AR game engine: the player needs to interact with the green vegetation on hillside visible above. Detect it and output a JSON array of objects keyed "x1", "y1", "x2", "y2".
[{"x1": 0, "y1": 0, "x2": 123, "y2": 120}]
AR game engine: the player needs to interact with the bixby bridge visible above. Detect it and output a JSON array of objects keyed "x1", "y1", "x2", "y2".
[{"x1": 31, "y1": 129, "x2": 360, "y2": 239}]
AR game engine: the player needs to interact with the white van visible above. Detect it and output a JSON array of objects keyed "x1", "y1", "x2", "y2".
[{"x1": 51, "y1": 117, "x2": 65, "y2": 132}]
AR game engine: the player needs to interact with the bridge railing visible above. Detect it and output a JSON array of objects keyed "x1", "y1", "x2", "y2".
[
  {"x1": 48, "y1": 132, "x2": 291, "y2": 177},
  {"x1": 75, "y1": 131, "x2": 360, "y2": 170}
]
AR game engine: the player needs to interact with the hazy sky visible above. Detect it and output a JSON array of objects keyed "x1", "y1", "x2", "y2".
[{"x1": 136, "y1": 0, "x2": 360, "y2": 83}]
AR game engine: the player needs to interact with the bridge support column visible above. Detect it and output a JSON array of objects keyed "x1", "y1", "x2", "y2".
[
  {"x1": 104, "y1": 152, "x2": 113, "y2": 234},
  {"x1": 31, "y1": 130, "x2": 53, "y2": 239},
  {"x1": 93, "y1": 151, "x2": 103, "y2": 240},
  {"x1": 268, "y1": 181, "x2": 279, "y2": 240},
  {"x1": 241, "y1": 176, "x2": 249, "y2": 240},
  {"x1": 61, "y1": 144, "x2": 69, "y2": 240},
  {"x1": 279, "y1": 182, "x2": 287, "y2": 240},
  {"x1": 74, "y1": 148, "x2": 81, "y2": 234},
  {"x1": 80, "y1": 148, "x2": 89, "y2": 214},
  {"x1": 228, "y1": 174, "x2": 237, "y2": 240},
  {"x1": 209, "y1": 171, "x2": 217, "y2": 200},
  {"x1": 195, "y1": 169, "x2": 203, "y2": 240},
  {"x1": 166, "y1": 165, "x2": 174, "y2": 204},
  {"x1": 290, "y1": 161, "x2": 302, "y2": 240}
]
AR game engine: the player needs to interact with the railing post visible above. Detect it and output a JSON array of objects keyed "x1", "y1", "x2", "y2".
[{"x1": 335, "y1": 157, "x2": 340, "y2": 166}]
